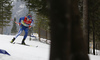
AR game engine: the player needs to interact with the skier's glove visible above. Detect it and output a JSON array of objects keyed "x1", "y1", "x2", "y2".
[
  {"x1": 29, "y1": 26, "x2": 31, "y2": 29},
  {"x1": 19, "y1": 23, "x2": 21, "y2": 26}
]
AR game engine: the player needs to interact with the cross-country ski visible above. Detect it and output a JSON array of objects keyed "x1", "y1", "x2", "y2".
[{"x1": 11, "y1": 42, "x2": 38, "y2": 47}]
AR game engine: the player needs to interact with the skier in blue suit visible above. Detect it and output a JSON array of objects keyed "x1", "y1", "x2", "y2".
[{"x1": 10, "y1": 14, "x2": 34, "y2": 45}]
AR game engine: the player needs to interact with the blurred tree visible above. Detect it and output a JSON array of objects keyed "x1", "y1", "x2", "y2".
[
  {"x1": 11, "y1": 17, "x2": 17, "y2": 34},
  {"x1": 49, "y1": 0, "x2": 89, "y2": 60},
  {"x1": 0, "y1": 0, "x2": 12, "y2": 34},
  {"x1": 28, "y1": 26, "x2": 33, "y2": 35},
  {"x1": 83, "y1": 0, "x2": 89, "y2": 53},
  {"x1": 33, "y1": 14, "x2": 49, "y2": 41},
  {"x1": 22, "y1": 0, "x2": 49, "y2": 17},
  {"x1": 88, "y1": 0, "x2": 100, "y2": 55},
  {"x1": 86, "y1": 0, "x2": 100, "y2": 41},
  {"x1": 79, "y1": 0, "x2": 100, "y2": 41}
]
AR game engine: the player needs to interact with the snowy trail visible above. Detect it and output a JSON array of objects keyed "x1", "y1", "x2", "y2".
[
  {"x1": 0, "y1": 34, "x2": 50, "y2": 60},
  {"x1": 0, "y1": 34, "x2": 100, "y2": 60}
]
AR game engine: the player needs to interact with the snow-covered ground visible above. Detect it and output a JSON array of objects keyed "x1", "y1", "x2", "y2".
[
  {"x1": 89, "y1": 54, "x2": 100, "y2": 60},
  {"x1": 0, "y1": 34, "x2": 50, "y2": 60},
  {"x1": 0, "y1": 34, "x2": 100, "y2": 60}
]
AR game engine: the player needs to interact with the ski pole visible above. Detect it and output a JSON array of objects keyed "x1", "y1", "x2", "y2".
[
  {"x1": 14, "y1": 21, "x2": 19, "y2": 25},
  {"x1": 11, "y1": 19, "x2": 19, "y2": 26}
]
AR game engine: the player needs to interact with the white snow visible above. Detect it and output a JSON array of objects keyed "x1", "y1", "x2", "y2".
[
  {"x1": 89, "y1": 54, "x2": 100, "y2": 60},
  {"x1": 0, "y1": 34, "x2": 50, "y2": 60},
  {"x1": 0, "y1": 34, "x2": 100, "y2": 60}
]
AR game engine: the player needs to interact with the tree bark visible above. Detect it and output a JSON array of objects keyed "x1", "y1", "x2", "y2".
[
  {"x1": 83, "y1": 0, "x2": 89, "y2": 53},
  {"x1": 49, "y1": 0, "x2": 89, "y2": 60},
  {"x1": 92, "y1": 13, "x2": 95, "y2": 55},
  {"x1": 49, "y1": 0, "x2": 71, "y2": 60},
  {"x1": 38, "y1": 26, "x2": 40, "y2": 41}
]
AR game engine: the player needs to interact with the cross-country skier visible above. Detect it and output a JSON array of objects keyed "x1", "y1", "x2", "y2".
[{"x1": 10, "y1": 14, "x2": 34, "y2": 45}]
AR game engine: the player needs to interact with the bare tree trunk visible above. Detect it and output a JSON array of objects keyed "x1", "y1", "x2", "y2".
[
  {"x1": 46, "y1": 30, "x2": 48, "y2": 43},
  {"x1": 83, "y1": 0, "x2": 89, "y2": 54},
  {"x1": 70, "y1": 0, "x2": 89, "y2": 60},
  {"x1": 38, "y1": 26, "x2": 40, "y2": 41},
  {"x1": 92, "y1": 13, "x2": 95, "y2": 55},
  {"x1": 49, "y1": 0, "x2": 71, "y2": 60},
  {"x1": 49, "y1": 0, "x2": 89, "y2": 60}
]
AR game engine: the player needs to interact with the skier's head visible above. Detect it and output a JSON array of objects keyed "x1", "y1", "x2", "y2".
[{"x1": 27, "y1": 14, "x2": 32, "y2": 20}]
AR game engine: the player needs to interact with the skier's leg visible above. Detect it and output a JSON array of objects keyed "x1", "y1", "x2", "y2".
[
  {"x1": 10, "y1": 38, "x2": 15, "y2": 43},
  {"x1": 10, "y1": 28, "x2": 23, "y2": 43},
  {"x1": 14, "y1": 28, "x2": 23, "y2": 39},
  {"x1": 21, "y1": 28, "x2": 29, "y2": 44}
]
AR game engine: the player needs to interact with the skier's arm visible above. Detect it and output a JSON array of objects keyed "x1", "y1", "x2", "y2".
[
  {"x1": 29, "y1": 20, "x2": 34, "y2": 28},
  {"x1": 30, "y1": 20, "x2": 34, "y2": 26},
  {"x1": 19, "y1": 17, "x2": 25, "y2": 26}
]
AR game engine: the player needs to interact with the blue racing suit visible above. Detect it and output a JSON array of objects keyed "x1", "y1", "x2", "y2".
[{"x1": 14, "y1": 17, "x2": 34, "y2": 40}]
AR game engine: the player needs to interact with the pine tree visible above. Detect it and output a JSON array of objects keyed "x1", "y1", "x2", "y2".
[
  {"x1": 88, "y1": 0, "x2": 100, "y2": 55},
  {"x1": 28, "y1": 26, "x2": 33, "y2": 35},
  {"x1": 11, "y1": 18, "x2": 17, "y2": 34},
  {"x1": 0, "y1": 0, "x2": 12, "y2": 34}
]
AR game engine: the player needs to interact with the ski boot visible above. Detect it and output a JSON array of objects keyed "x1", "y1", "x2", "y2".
[
  {"x1": 10, "y1": 38, "x2": 15, "y2": 43},
  {"x1": 21, "y1": 39, "x2": 26, "y2": 45}
]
